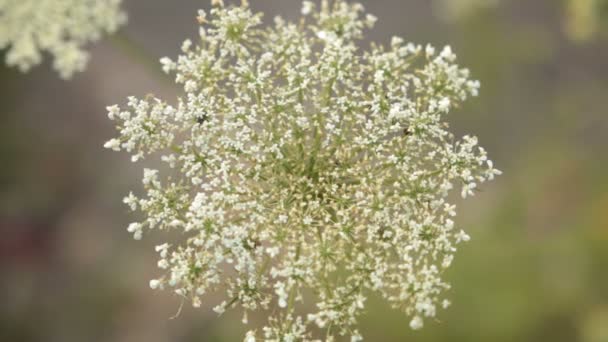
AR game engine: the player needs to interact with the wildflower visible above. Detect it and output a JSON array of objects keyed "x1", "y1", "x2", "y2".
[
  {"x1": 410, "y1": 316, "x2": 424, "y2": 330},
  {"x1": 104, "y1": 138, "x2": 121, "y2": 151},
  {"x1": 245, "y1": 330, "x2": 256, "y2": 342},
  {"x1": 150, "y1": 279, "x2": 161, "y2": 289},
  {"x1": 0, "y1": 0, "x2": 126, "y2": 78},
  {"x1": 105, "y1": 1, "x2": 499, "y2": 340},
  {"x1": 302, "y1": 1, "x2": 315, "y2": 15},
  {"x1": 438, "y1": 97, "x2": 451, "y2": 112}
]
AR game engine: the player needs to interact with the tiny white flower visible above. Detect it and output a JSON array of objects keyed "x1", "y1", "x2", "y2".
[
  {"x1": 301, "y1": 1, "x2": 314, "y2": 15},
  {"x1": 456, "y1": 230, "x2": 471, "y2": 243},
  {"x1": 127, "y1": 222, "x2": 141, "y2": 233},
  {"x1": 445, "y1": 218, "x2": 454, "y2": 230},
  {"x1": 197, "y1": 9, "x2": 207, "y2": 23},
  {"x1": 438, "y1": 97, "x2": 451, "y2": 112},
  {"x1": 365, "y1": 14, "x2": 378, "y2": 27},
  {"x1": 461, "y1": 182, "x2": 477, "y2": 198},
  {"x1": 185, "y1": 80, "x2": 197, "y2": 92},
  {"x1": 123, "y1": 192, "x2": 138, "y2": 211},
  {"x1": 391, "y1": 36, "x2": 404, "y2": 47},
  {"x1": 266, "y1": 247, "x2": 280, "y2": 257},
  {"x1": 244, "y1": 330, "x2": 256, "y2": 342},
  {"x1": 410, "y1": 316, "x2": 424, "y2": 330},
  {"x1": 142, "y1": 168, "x2": 159, "y2": 186},
  {"x1": 107, "y1": 105, "x2": 120, "y2": 120},
  {"x1": 149, "y1": 279, "x2": 161, "y2": 289},
  {"x1": 440, "y1": 45, "x2": 456, "y2": 61},
  {"x1": 157, "y1": 259, "x2": 169, "y2": 269},
  {"x1": 104, "y1": 138, "x2": 121, "y2": 151},
  {"x1": 213, "y1": 302, "x2": 227, "y2": 315},
  {"x1": 181, "y1": 39, "x2": 192, "y2": 52}
]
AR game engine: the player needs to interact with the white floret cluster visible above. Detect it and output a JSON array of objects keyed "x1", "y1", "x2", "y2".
[
  {"x1": 0, "y1": 0, "x2": 126, "y2": 78},
  {"x1": 105, "y1": 1, "x2": 500, "y2": 340}
]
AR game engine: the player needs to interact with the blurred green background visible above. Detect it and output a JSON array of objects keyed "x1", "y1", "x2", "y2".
[{"x1": 1, "y1": 0, "x2": 607, "y2": 341}]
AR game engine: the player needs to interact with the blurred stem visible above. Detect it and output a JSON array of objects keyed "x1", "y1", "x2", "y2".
[{"x1": 109, "y1": 32, "x2": 175, "y2": 86}]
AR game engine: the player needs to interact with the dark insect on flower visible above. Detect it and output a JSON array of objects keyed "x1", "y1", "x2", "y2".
[{"x1": 196, "y1": 113, "x2": 209, "y2": 124}]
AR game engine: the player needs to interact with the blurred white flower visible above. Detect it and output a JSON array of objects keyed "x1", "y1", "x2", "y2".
[
  {"x1": 149, "y1": 279, "x2": 161, "y2": 289},
  {"x1": 0, "y1": 0, "x2": 126, "y2": 78},
  {"x1": 410, "y1": 316, "x2": 424, "y2": 330}
]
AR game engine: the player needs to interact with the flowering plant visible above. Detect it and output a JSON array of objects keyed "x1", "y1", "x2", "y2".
[
  {"x1": 105, "y1": 1, "x2": 500, "y2": 340},
  {"x1": 0, "y1": 0, "x2": 125, "y2": 78}
]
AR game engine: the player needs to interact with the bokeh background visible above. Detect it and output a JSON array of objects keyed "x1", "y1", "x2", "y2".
[{"x1": 1, "y1": 0, "x2": 607, "y2": 341}]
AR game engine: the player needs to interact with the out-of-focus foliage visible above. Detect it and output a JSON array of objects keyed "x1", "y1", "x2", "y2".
[
  {"x1": 565, "y1": 0, "x2": 608, "y2": 41},
  {"x1": 434, "y1": 0, "x2": 498, "y2": 21},
  {"x1": 436, "y1": 0, "x2": 608, "y2": 42}
]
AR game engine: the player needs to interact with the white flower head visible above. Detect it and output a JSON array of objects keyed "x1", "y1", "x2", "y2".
[
  {"x1": 106, "y1": 1, "x2": 499, "y2": 340},
  {"x1": 410, "y1": 316, "x2": 424, "y2": 330}
]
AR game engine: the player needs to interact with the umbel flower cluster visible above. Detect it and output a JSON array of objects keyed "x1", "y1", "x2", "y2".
[
  {"x1": 0, "y1": 0, "x2": 126, "y2": 78},
  {"x1": 105, "y1": 1, "x2": 500, "y2": 340}
]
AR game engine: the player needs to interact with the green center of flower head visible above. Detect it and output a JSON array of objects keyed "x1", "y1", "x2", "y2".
[{"x1": 105, "y1": 1, "x2": 500, "y2": 340}]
